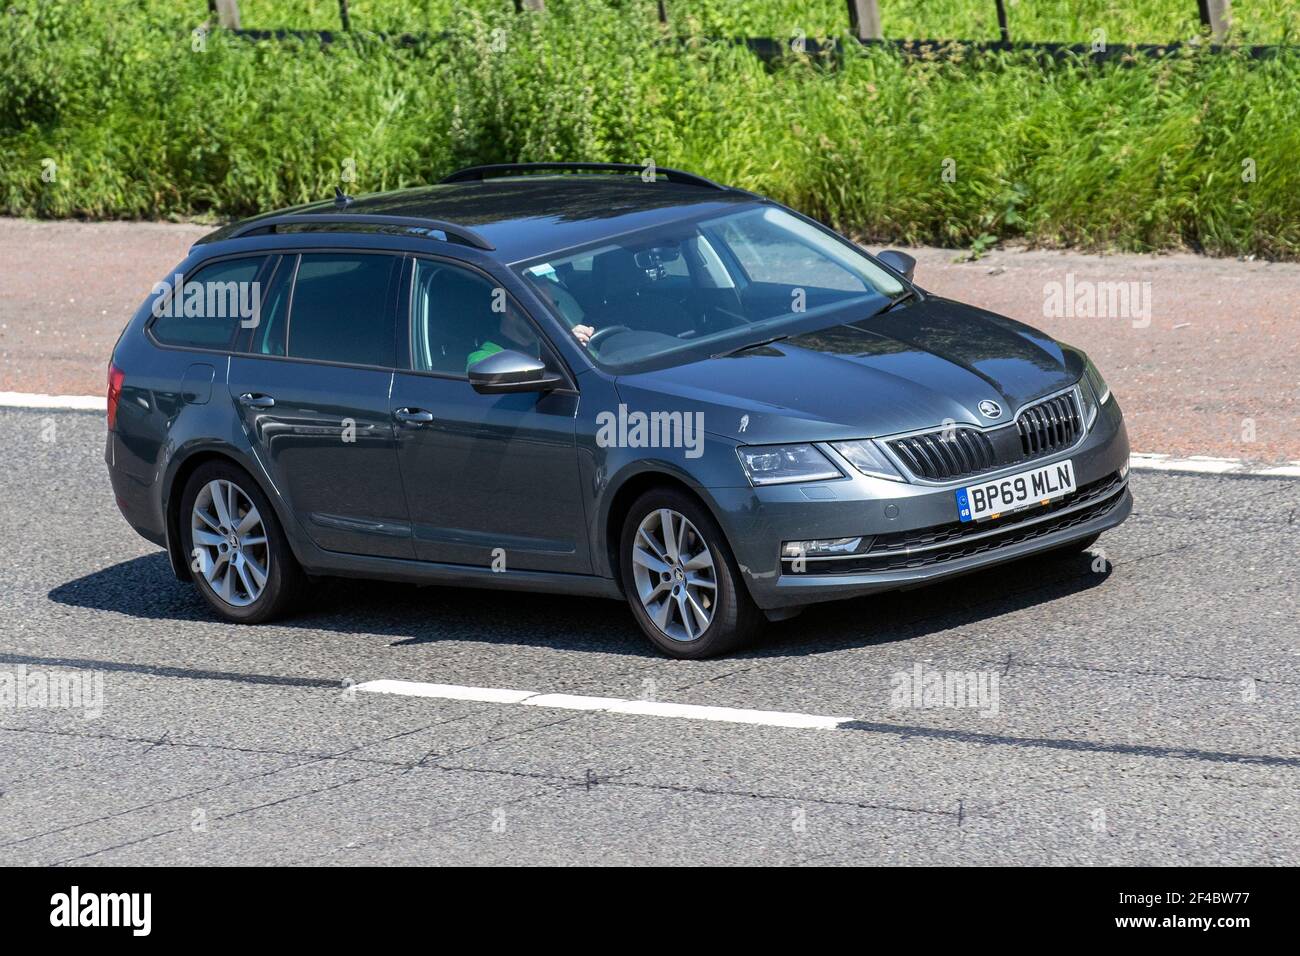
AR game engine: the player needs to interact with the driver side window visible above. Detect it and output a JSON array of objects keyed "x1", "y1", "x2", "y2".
[{"x1": 410, "y1": 260, "x2": 542, "y2": 376}]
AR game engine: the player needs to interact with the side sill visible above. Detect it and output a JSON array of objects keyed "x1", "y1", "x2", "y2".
[{"x1": 301, "y1": 550, "x2": 624, "y2": 600}]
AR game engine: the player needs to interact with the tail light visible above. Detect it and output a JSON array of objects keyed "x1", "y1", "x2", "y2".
[{"x1": 107, "y1": 362, "x2": 125, "y2": 429}]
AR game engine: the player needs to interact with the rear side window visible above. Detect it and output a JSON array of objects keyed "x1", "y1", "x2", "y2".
[
  {"x1": 150, "y1": 256, "x2": 268, "y2": 350},
  {"x1": 286, "y1": 253, "x2": 399, "y2": 367}
]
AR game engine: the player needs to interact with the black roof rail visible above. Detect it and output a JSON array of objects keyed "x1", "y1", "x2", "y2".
[
  {"x1": 224, "y1": 213, "x2": 495, "y2": 251},
  {"x1": 440, "y1": 162, "x2": 728, "y2": 191}
]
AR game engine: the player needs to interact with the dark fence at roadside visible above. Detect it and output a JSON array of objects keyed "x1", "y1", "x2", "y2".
[
  {"x1": 224, "y1": 30, "x2": 1289, "y2": 65},
  {"x1": 207, "y1": 0, "x2": 1285, "y2": 63}
]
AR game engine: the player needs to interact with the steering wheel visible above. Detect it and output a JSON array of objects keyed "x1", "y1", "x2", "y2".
[{"x1": 587, "y1": 325, "x2": 631, "y2": 351}]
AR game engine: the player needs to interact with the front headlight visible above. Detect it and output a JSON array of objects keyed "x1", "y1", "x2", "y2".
[
  {"x1": 737, "y1": 444, "x2": 842, "y2": 486},
  {"x1": 828, "y1": 439, "x2": 906, "y2": 481},
  {"x1": 1082, "y1": 358, "x2": 1111, "y2": 428},
  {"x1": 1085, "y1": 358, "x2": 1111, "y2": 406}
]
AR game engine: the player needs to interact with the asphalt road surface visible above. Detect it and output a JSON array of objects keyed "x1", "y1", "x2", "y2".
[{"x1": 1, "y1": 407, "x2": 1297, "y2": 865}]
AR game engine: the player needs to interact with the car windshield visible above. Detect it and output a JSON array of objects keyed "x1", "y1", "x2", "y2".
[{"x1": 515, "y1": 205, "x2": 905, "y2": 373}]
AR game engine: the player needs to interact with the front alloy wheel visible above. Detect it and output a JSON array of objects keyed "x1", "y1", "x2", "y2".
[
  {"x1": 620, "y1": 488, "x2": 763, "y2": 658},
  {"x1": 631, "y1": 508, "x2": 718, "y2": 642}
]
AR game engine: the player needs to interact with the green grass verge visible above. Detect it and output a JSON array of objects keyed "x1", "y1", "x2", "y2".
[{"x1": 2, "y1": 0, "x2": 1298, "y2": 257}]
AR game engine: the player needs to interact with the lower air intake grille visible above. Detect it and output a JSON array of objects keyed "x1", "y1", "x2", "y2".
[{"x1": 782, "y1": 471, "x2": 1127, "y2": 576}]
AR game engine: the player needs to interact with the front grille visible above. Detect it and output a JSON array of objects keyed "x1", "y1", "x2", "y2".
[
  {"x1": 1016, "y1": 391, "x2": 1082, "y2": 458},
  {"x1": 886, "y1": 389, "x2": 1084, "y2": 483},
  {"x1": 783, "y1": 470, "x2": 1126, "y2": 576},
  {"x1": 888, "y1": 427, "x2": 997, "y2": 482}
]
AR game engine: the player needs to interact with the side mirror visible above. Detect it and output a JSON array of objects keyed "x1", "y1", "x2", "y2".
[
  {"x1": 468, "y1": 349, "x2": 564, "y2": 394},
  {"x1": 877, "y1": 249, "x2": 916, "y2": 282}
]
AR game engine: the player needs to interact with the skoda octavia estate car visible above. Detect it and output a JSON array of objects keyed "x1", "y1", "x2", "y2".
[{"x1": 107, "y1": 162, "x2": 1131, "y2": 658}]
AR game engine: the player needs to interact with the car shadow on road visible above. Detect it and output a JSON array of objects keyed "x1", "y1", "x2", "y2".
[
  {"x1": 48, "y1": 548, "x2": 1112, "y2": 660},
  {"x1": 765, "y1": 555, "x2": 1112, "y2": 658}
]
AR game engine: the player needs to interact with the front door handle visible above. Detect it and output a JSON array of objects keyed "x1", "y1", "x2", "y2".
[
  {"x1": 239, "y1": 392, "x2": 276, "y2": 408},
  {"x1": 394, "y1": 406, "x2": 435, "y2": 425}
]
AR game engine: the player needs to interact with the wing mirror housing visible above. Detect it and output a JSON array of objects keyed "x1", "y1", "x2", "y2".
[
  {"x1": 877, "y1": 249, "x2": 917, "y2": 282},
  {"x1": 468, "y1": 349, "x2": 564, "y2": 394}
]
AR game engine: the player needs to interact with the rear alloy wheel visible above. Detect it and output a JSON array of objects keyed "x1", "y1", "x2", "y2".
[
  {"x1": 620, "y1": 488, "x2": 762, "y2": 658},
  {"x1": 180, "y1": 462, "x2": 305, "y2": 623},
  {"x1": 191, "y1": 479, "x2": 269, "y2": 608}
]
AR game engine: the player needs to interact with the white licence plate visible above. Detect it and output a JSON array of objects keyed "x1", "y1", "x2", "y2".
[{"x1": 956, "y1": 459, "x2": 1076, "y2": 523}]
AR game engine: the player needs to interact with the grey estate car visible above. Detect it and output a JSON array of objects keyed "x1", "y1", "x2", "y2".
[{"x1": 106, "y1": 162, "x2": 1132, "y2": 658}]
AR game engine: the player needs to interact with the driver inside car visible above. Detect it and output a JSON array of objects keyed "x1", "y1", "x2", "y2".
[
  {"x1": 529, "y1": 273, "x2": 596, "y2": 350},
  {"x1": 465, "y1": 294, "x2": 596, "y2": 371}
]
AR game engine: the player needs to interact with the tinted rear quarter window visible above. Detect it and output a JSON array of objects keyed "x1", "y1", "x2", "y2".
[
  {"x1": 150, "y1": 256, "x2": 268, "y2": 350},
  {"x1": 287, "y1": 253, "x2": 399, "y2": 367}
]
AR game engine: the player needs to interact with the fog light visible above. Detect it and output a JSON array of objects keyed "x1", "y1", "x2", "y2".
[
  {"x1": 782, "y1": 536, "x2": 864, "y2": 558},
  {"x1": 1120, "y1": 459, "x2": 1130, "y2": 479}
]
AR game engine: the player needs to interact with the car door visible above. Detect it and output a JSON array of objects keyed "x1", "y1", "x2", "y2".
[
  {"x1": 389, "y1": 255, "x2": 589, "y2": 573},
  {"x1": 228, "y1": 250, "x2": 415, "y2": 559}
]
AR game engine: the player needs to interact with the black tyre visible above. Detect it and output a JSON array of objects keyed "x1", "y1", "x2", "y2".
[
  {"x1": 179, "y1": 461, "x2": 305, "y2": 623},
  {"x1": 619, "y1": 487, "x2": 763, "y2": 659}
]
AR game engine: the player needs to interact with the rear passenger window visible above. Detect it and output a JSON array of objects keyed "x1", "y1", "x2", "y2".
[
  {"x1": 150, "y1": 256, "x2": 268, "y2": 350},
  {"x1": 287, "y1": 253, "x2": 399, "y2": 367}
]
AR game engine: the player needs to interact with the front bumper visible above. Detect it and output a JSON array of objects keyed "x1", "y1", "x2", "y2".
[{"x1": 710, "y1": 397, "x2": 1132, "y2": 610}]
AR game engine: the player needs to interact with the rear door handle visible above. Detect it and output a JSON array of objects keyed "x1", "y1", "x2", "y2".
[
  {"x1": 239, "y1": 392, "x2": 276, "y2": 408},
  {"x1": 394, "y1": 407, "x2": 435, "y2": 425}
]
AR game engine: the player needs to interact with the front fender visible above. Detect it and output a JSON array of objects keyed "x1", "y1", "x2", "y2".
[{"x1": 583, "y1": 430, "x2": 747, "y2": 580}]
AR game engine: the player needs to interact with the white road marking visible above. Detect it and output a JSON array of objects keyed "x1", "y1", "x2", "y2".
[
  {"x1": 2, "y1": 393, "x2": 1298, "y2": 478},
  {"x1": 1126, "y1": 454, "x2": 1300, "y2": 476},
  {"x1": 0, "y1": 391, "x2": 105, "y2": 411},
  {"x1": 353, "y1": 679, "x2": 535, "y2": 704},
  {"x1": 1254, "y1": 463, "x2": 1300, "y2": 478},
  {"x1": 1129, "y1": 453, "x2": 1244, "y2": 474},
  {"x1": 355, "y1": 680, "x2": 851, "y2": 730}
]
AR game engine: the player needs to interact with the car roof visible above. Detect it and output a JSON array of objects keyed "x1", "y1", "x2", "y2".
[{"x1": 199, "y1": 175, "x2": 763, "y2": 264}]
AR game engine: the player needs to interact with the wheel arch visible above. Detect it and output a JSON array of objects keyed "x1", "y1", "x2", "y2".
[
  {"x1": 600, "y1": 468, "x2": 728, "y2": 591},
  {"x1": 162, "y1": 446, "x2": 295, "y2": 581}
]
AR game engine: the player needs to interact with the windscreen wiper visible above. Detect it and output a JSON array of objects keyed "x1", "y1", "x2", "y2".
[
  {"x1": 872, "y1": 289, "x2": 917, "y2": 316},
  {"x1": 711, "y1": 334, "x2": 790, "y2": 359}
]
